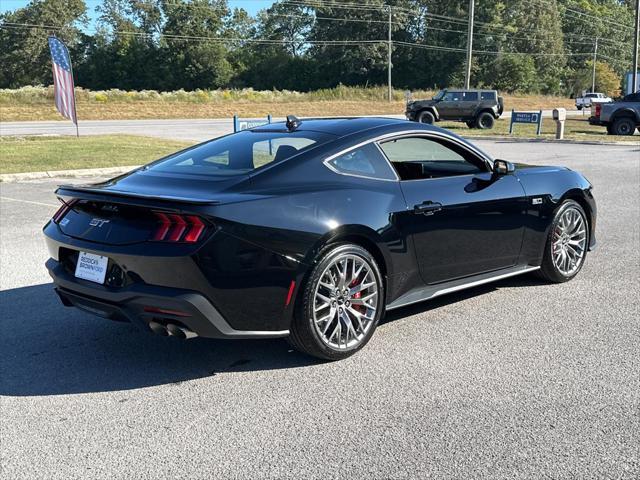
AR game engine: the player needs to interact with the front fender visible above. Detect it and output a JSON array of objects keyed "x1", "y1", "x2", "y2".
[{"x1": 516, "y1": 167, "x2": 596, "y2": 264}]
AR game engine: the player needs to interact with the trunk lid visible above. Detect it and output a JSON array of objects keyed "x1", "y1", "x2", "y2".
[{"x1": 54, "y1": 169, "x2": 245, "y2": 245}]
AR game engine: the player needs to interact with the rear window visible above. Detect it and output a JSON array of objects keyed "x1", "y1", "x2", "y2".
[{"x1": 147, "y1": 129, "x2": 334, "y2": 176}]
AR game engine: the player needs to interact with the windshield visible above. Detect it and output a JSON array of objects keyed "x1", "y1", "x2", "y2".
[
  {"x1": 433, "y1": 90, "x2": 446, "y2": 100},
  {"x1": 146, "y1": 129, "x2": 335, "y2": 176}
]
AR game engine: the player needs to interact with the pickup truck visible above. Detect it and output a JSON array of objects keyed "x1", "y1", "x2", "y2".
[
  {"x1": 589, "y1": 91, "x2": 640, "y2": 135},
  {"x1": 406, "y1": 89, "x2": 504, "y2": 129},
  {"x1": 575, "y1": 92, "x2": 612, "y2": 110}
]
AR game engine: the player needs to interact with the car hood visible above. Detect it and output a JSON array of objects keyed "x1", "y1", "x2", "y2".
[
  {"x1": 409, "y1": 99, "x2": 437, "y2": 109},
  {"x1": 513, "y1": 163, "x2": 569, "y2": 173}
]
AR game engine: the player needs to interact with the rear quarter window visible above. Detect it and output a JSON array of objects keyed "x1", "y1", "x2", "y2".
[
  {"x1": 326, "y1": 143, "x2": 397, "y2": 180},
  {"x1": 480, "y1": 92, "x2": 496, "y2": 101}
]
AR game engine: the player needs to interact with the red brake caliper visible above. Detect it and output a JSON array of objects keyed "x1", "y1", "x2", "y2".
[{"x1": 349, "y1": 278, "x2": 364, "y2": 312}]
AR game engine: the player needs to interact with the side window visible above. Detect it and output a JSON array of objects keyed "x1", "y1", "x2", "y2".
[
  {"x1": 462, "y1": 92, "x2": 478, "y2": 101},
  {"x1": 326, "y1": 143, "x2": 397, "y2": 180},
  {"x1": 443, "y1": 91, "x2": 462, "y2": 101},
  {"x1": 480, "y1": 91, "x2": 496, "y2": 101},
  {"x1": 378, "y1": 137, "x2": 485, "y2": 181}
]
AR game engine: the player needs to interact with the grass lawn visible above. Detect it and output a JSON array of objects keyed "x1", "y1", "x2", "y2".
[
  {"x1": 1, "y1": 86, "x2": 579, "y2": 122},
  {"x1": 0, "y1": 135, "x2": 190, "y2": 174},
  {"x1": 442, "y1": 117, "x2": 639, "y2": 142}
]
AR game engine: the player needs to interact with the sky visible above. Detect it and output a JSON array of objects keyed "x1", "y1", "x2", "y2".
[{"x1": 0, "y1": 0, "x2": 277, "y2": 21}]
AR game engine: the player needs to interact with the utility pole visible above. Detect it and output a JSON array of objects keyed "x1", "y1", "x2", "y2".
[
  {"x1": 591, "y1": 37, "x2": 598, "y2": 93},
  {"x1": 464, "y1": 0, "x2": 475, "y2": 89},
  {"x1": 633, "y1": 0, "x2": 639, "y2": 93},
  {"x1": 388, "y1": 6, "x2": 392, "y2": 103}
]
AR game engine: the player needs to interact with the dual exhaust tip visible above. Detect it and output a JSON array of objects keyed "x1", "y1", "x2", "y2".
[{"x1": 148, "y1": 320, "x2": 197, "y2": 340}]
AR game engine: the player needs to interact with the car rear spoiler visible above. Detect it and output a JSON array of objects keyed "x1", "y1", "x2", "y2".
[{"x1": 55, "y1": 185, "x2": 219, "y2": 208}]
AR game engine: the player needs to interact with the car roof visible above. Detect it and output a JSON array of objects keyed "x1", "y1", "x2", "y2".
[
  {"x1": 440, "y1": 88, "x2": 495, "y2": 92},
  {"x1": 251, "y1": 116, "x2": 408, "y2": 136},
  {"x1": 252, "y1": 116, "x2": 494, "y2": 163}
]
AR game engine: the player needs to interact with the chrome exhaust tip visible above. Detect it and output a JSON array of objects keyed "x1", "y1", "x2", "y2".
[
  {"x1": 148, "y1": 321, "x2": 169, "y2": 336},
  {"x1": 166, "y1": 323, "x2": 198, "y2": 340}
]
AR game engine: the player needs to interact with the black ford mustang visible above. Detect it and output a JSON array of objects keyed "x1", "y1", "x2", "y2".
[{"x1": 44, "y1": 117, "x2": 596, "y2": 360}]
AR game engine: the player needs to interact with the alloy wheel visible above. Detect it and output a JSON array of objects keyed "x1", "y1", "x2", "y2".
[
  {"x1": 312, "y1": 254, "x2": 379, "y2": 350},
  {"x1": 552, "y1": 206, "x2": 587, "y2": 276}
]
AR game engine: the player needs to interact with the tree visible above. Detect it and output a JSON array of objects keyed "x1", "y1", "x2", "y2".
[
  {"x1": 237, "y1": 2, "x2": 315, "y2": 90},
  {"x1": 160, "y1": 0, "x2": 233, "y2": 90},
  {"x1": 568, "y1": 60, "x2": 621, "y2": 97},
  {"x1": 484, "y1": 54, "x2": 539, "y2": 92},
  {"x1": 0, "y1": 0, "x2": 87, "y2": 88}
]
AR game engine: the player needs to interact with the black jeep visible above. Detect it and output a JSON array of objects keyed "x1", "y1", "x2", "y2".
[{"x1": 406, "y1": 89, "x2": 504, "y2": 129}]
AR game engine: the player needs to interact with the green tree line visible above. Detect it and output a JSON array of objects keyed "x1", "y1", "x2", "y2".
[{"x1": 0, "y1": 0, "x2": 636, "y2": 95}]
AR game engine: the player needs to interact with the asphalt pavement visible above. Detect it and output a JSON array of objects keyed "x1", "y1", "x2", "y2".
[{"x1": 0, "y1": 141, "x2": 638, "y2": 479}]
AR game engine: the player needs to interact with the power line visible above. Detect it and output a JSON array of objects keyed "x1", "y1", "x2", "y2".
[
  {"x1": 0, "y1": 20, "x2": 619, "y2": 60},
  {"x1": 154, "y1": 0, "x2": 633, "y2": 49},
  {"x1": 0, "y1": 22, "x2": 382, "y2": 45},
  {"x1": 530, "y1": 0, "x2": 634, "y2": 32}
]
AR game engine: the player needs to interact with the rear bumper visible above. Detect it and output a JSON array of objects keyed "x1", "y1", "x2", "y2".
[
  {"x1": 588, "y1": 117, "x2": 607, "y2": 126},
  {"x1": 47, "y1": 258, "x2": 289, "y2": 339}
]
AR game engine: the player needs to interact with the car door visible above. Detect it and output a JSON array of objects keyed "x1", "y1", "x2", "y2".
[
  {"x1": 437, "y1": 91, "x2": 463, "y2": 118},
  {"x1": 379, "y1": 135, "x2": 528, "y2": 285},
  {"x1": 459, "y1": 91, "x2": 479, "y2": 118}
]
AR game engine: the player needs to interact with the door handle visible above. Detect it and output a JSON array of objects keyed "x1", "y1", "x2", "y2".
[{"x1": 414, "y1": 201, "x2": 442, "y2": 215}]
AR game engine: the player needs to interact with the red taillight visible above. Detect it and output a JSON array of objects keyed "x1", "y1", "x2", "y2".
[
  {"x1": 52, "y1": 199, "x2": 77, "y2": 223},
  {"x1": 184, "y1": 216, "x2": 205, "y2": 243},
  {"x1": 594, "y1": 103, "x2": 601, "y2": 118},
  {"x1": 151, "y1": 212, "x2": 206, "y2": 243},
  {"x1": 152, "y1": 212, "x2": 171, "y2": 241},
  {"x1": 167, "y1": 214, "x2": 187, "y2": 242}
]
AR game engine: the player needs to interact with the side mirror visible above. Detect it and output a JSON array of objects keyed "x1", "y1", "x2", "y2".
[{"x1": 494, "y1": 159, "x2": 515, "y2": 175}]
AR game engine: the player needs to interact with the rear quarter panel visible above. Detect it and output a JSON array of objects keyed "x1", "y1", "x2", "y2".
[{"x1": 206, "y1": 146, "x2": 418, "y2": 310}]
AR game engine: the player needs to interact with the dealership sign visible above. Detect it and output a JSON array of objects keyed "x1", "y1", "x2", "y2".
[
  {"x1": 233, "y1": 114, "x2": 273, "y2": 132},
  {"x1": 509, "y1": 109, "x2": 543, "y2": 135}
]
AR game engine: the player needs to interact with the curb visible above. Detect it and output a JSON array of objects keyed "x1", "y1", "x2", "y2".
[{"x1": 0, "y1": 165, "x2": 141, "y2": 183}]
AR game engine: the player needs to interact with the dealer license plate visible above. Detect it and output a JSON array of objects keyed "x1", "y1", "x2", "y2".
[{"x1": 74, "y1": 251, "x2": 109, "y2": 284}]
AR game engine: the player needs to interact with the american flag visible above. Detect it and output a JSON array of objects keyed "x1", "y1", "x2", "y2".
[{"x1": 48, "y1": 36, "x2": 77, "y2": 124}]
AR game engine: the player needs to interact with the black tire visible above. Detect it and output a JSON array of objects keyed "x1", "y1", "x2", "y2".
[
  {"x1": 465, "y1": 120, "x2": 476, "y2": 129},
  {"x1": 288, "y1": 243, "x2": 385, "y2": 361},
  {"x1": 475, "y1": 111, "x2": 495, "y2": 129},
  {"x1": 417, "y1": 110, "x2": 435, "y2": 124},
  {"x1": 536, "y1": 200, "x2": 589, "y2": 283},
  {"x1": 576, "y1": 105, "x2": 583, "y2": 111},
  {"x1": 611, "y1": 117, "x2": 636, "y2": 136}
]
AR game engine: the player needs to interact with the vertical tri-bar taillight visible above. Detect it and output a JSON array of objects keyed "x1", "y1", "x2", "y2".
[
  {"x1": 151, "y1": 212, "x2": 206, "y2": 243},
  {"x1": 52, "y1": 199, "x2": 77, "y2": 223}
]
